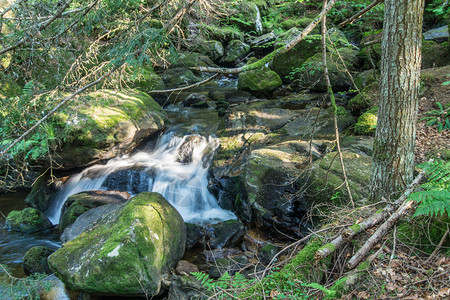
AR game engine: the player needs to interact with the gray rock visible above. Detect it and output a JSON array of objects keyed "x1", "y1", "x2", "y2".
[
  {"x1": 184, "y1": 93, "x2": 208, "y2": 107},
  {"x1": 206, "y1": 219, "x2": 246, "y2": 249},
  {"x1": 208, "y1": 255, "x2": 249, "y2": 279},
  {"x1": 168, "y1": 275, "x2": 207, "y2": 300},
  {"x1": 423, "y1": 25, "x2": 449, "y2": 42},
  {"x1": 60, "y1": 203, "x2": 122, "y2": 243},
  {"x1": 221, "y1": 40, "x2": 250, "y2": 64}
]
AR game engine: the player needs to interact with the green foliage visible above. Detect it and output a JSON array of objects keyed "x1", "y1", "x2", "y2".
[
  {"x1": 0, "y1": 264, "x2": 56, "y2": 300},
  {"x1": 419, "y1": 102, "x2": 450, "y2": 133},
  {"x1": 409, "y1": 159, "x2": 450, "y2": 218}
]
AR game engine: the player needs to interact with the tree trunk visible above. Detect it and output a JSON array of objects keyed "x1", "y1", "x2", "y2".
[{"x1": 369, "y1": 0, "x2": 425, "y2": 202}]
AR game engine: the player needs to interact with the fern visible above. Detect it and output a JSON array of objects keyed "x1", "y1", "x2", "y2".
[{"x1": 409, "y1": 160, "x2": 450, "y2": 218}]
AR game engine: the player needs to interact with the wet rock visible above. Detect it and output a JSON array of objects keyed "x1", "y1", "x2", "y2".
[
  {"x1": 423, "y1": 25, "x2": 449, "y2": 42},
  {"x1": 205, "y1": 219, "x2": 246, "y2": 249},
  {"x1": 6, "y1": 208, "x2": 52, "y2": 233},
  {"x1": 220, "y1": 40, "x2": 250, "y2": 64},
  {"x1": 238, "y1": 66, "x2": 282, "y2": 97},
  {"x1": 176, "y1": 260, "x2": 199, "y2": 276},
  {"x1": 162, "y1": 67, "x2": 202, "y2": 88},
  {"x1": 208, "y1": 255, "x2": 249, "y2": 279},
  {"x1": 60, "y1": 203, "x2": 122, "y2": 243},
  {"x1": 102, "y1": 170, "x2": 152, "y2": 195},
  {"x1": 59, "y1": 190, "x2": 130, "y2": 232},
  {"x1": 258, "y1": 244, "x2": 280, "y2": 265},
  {"x1": 185, "y1": 223, "x2": 204, "y2": 250},
  {"x1": 193, "y1": 40, "x2": 224, "y2": 61},
  {"x1": 23, "y1": 246, "x2": 55, "y2": 275},
  {"x1": 48, "y1": 192, "x2": 186, "y2": 296},
  {"x1": 168, "y1": 274, "x2": 207, "y2": 300},
  {"x1": 201, "y1": 249, "x2": 242, "y2": 263},
  {"x1": 249, "y1": 32, "x2": 277, "y2": 47},
  {"x1": 176, "y1": 135, "x2": 205, "y2": 164},
  {"x1": 25, "y1": 173, "x2": 65, "y2": 212},
  {"x1": 184, "y1": 93, "x2": 208, "y2": 107}
]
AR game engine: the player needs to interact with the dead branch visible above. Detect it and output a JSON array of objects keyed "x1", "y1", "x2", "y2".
[
  {"x1": 362, "y1": 39, "x2": 381, "y2": 47},
  {"x1": 339, "y1": 0, "x2": 384, "y2": 27},
  {"x1": 191, "y1": 0, "x2": 338, "y2": 74},
  {"x1": 0, "y1": 64, "x2": 120, "y2": 159},
  {"x1": 148, "y1": 73, "x2": 219, "y2": 93},
  {"x1": 314, "y1": 168, "x2": 426, "y2": 261},
  {"x1": 0, "y1": 0, "x2": 73, "y2": 56},
  {"x1": 321, "y1": 0, "x2": 354, "y2": 207},
  {"x1": 347, "y1": 188, "x2": 427, "y2": 269},
  {"x1": 425, "y1": 226, "x2": 449, "y2": 263}
]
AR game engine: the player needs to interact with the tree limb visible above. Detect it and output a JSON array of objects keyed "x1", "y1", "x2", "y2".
[
  {"x1": 314, "y1": 168, "x2": 426, "y2": 261},
  {"x1": 191, "y1": 0, "x2": 338, "y2": 74},
  {"x1": 0, "y1": 0, "x2": 73, "y2": 56},
  {"x1": 148, "y1": 73, "x2": 219, "y2": 94},
  {"x1": 339, "y1": 0, "x2": 384, "y2": 27},
  {"x1": 0, "y1": 64, "x2": 120, "y2": 159}
]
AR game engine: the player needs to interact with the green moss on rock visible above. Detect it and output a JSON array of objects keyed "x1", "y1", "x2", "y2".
[
  {"x1": 6, "y1": 207, "x2": 52, "y2": 233},
  {"x1": 237, "y1": 66, "x2": 282, "y2": 97},
  {"x1": 23, "y1": 246, "x2": 54, "y2": 275},
  {"x1": 48, "y1": 192, "x2": 186, "y2": 296},
  {"x1": 355, "y1": 107, "x2": 378, "y2": 136}
]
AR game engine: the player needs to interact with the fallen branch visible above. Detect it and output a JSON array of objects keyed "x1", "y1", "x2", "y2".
[
  {"x1": 339, "y1": 0, "x2": 384, "y2": 27},
  {"x1": 191, "y1": 0, "x2": 338, "y2": 74},
  {"x1": 314, "y1": 168, "x2": 426, "y2": 261},
  {"x1": 346, "y1": 182, "x2": 428, "y2": 269}
]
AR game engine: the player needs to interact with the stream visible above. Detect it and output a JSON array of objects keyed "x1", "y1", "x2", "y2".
[{"x1": 0, "y1": 78, "x2": 238, "y2": 292}]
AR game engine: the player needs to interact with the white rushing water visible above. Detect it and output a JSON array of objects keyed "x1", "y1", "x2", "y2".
[{"x1": 47, "y1": 131, "x2": 236, "y2": 225}]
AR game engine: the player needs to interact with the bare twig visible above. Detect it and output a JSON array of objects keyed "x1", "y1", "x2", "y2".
[
  {"x1": 339, "y1": 0, "x2": 384, "y2": 27},
  {"x1": 148, "y1": 73, "x2": 219, "y2": 94},
  {"x1": 425, "y1": 226, "x2": 449, "y2": 263},
  {"x1": 321, "y1": 0, "x2": 354, "y2": 207}
]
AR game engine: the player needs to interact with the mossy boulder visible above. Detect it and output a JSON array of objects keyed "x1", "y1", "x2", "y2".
[
  {"x1": 6, "y1": 207, "x2": 52, "y2": 233},
  {"x1": 294, "y1": 47, "x2": 359, "y2": 92},
  {"x1": 237, "y1": 66, "x2": 282, "y2": 97},
  {"x1": 221, "y1": 40, "x2": 250, "y2": 64},
  {"x1": 25, "y1": 172, "x2": 63, "y2": 212},
  {"x1": 354, "y1": 107, "x2": 378, "y2": 136},
  {"x1": 243, "y1": 143, "x2": 309, "y2": 235},
  {"x1": 354, "y1": 69, "x2": 380, "y2": 90},
  {"x1": 281, "y1": 17, "x2": 314, "y2": 30},
  {"x1": 162, "y1": 67, "x2": 202, "y2": 88},
  {"x1": 197, "y1": 24, "x2": 243, "y2": 43},
  {"x1": 23, "y1": 246, "x2": 55, "y2": 275},
  {"x1": 348, "y1": 80, "x2": 379, "y2": 114},
  {"x1": 51, "y1": 89, "x2": 166, "y2": 169},
  {"x1": 421, "y1": 40, "x2": 450, "y2": 69},
  {"x1": 228, "y1": 2, "x2": 263, "y2": 34},
  {"x1": 125, "y1": 66, "x2": 165, "y2": 93},
  {"x1": 281, "y1": 106, "x2": 355, "y2": 137},
  {"x1": 358, "y1": 43, "x2": 382, "y2": 70},
  {"x1": 48, "y1": 192, "x2": 186, "y2": 296},
  {"x1": 310, "y1": 151, "x2": 373, "y2": 204},
  {"x1": 60, "y1": 190, "x2": 131, "y2": 232},
  {"x1": 193, "y1": 40, "x2": 224, "y2": 61},
  {"x1": 269, "y1": 29, "x2": 322, "y2": 80}
]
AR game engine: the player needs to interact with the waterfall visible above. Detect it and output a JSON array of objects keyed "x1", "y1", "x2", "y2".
[
  {"x1": 255, "y1": 5, "x2": 263, "y2": 35},
  {"x1": 47, "y1": 131, "x2": 236, "y2": 225}
]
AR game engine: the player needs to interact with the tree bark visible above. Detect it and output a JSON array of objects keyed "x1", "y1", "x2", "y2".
[{"x1": 369, "y1": 0, "x2": 425, "y2": 202}]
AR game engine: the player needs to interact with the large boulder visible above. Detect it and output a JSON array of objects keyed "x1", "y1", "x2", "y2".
[
  {"x1": 269, "y1": 29, "x2": 322, "y2": 80},
  {"x1": 162, "y1": 67, "x2": 202, "y2": 88},
  {"x1": 220, "y1": 40, "x2": 250, "y2": 65},
  {"x1": 423, "y1": 25, "x2": 449, "y2": 42},
  {"x1": 25, "y1": 173, "x2": 65, "y2": 212},
  {"x1": 51, "y1": 89, "x2": 167, "y2": 169},
  {"x1": 421, "y1": 40, "x2": 450, "y2": 69},
  {"x1": 237, "y1": 66, "x2": 282, "y2": 97},
  {"x1": 294, "y1": 48, "x2": 359, "y2": 92},
  {"x1": 309, "y1": 151, "x2": 373, "y2": 203},
  {"x1": 48, "y1": 192, "x2": 186, "y2": 296},
  {"x1": 6, "y1": 207, "x2": 52, "y2": 233},
  {"x1": 59, "y1": 190, "x2": 131, "y2": 232},
  {"x1": 193, "y1": 40, "x2": 224, "y2": 61},
  {"x1": 23, "y1": 246, "x2": 55, "y2": 275}
]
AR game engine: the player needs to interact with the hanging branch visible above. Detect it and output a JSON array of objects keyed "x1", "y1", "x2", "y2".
[
  {"x1": 321, "y1": 0, "x2": 354, "y2": 208},
  {"x1": 0, "y1": 64, "x2": 121, "y2": 159},
  {"x1": 314, "y1": 169, "x2": 426, "y2": 261},
  {"x1": 0, "y1": 0, "x2": 73, "y2": 55},
  {"x1": 163, "y1": 0, "x2": 196, "y2": 34},
  {"x1": 190, "y1": 0, "x2": 338, "y2": 74},
  {"x1": 339, "y1": 0, "x2": 384, "y2": 27}
]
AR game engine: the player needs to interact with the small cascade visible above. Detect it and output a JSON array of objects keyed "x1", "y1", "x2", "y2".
[
  {"x1": 47, "y1": 131, "x2": 236, "y2": 225},
  {"x1": 255, "y1": 5, "x2": 263, "y2": 35}
]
